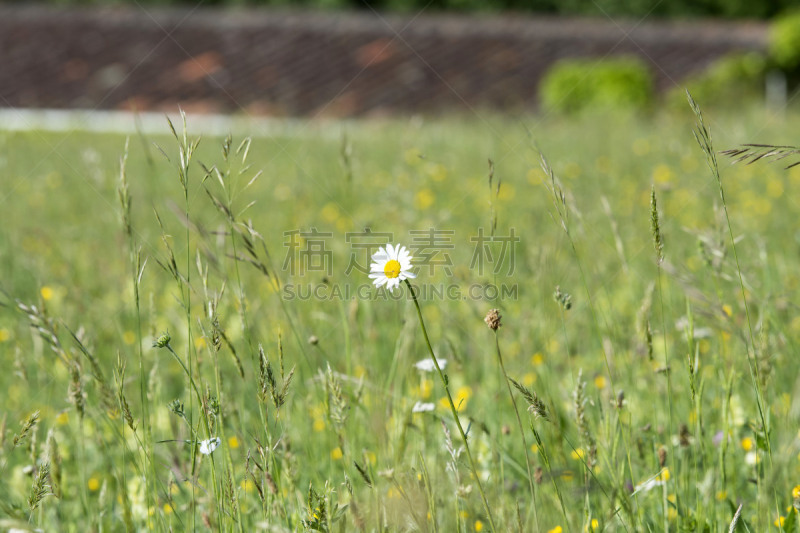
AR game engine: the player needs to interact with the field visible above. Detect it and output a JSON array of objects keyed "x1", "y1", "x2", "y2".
[{"x1": 2, "y1": 101, "x2": 800, "y2": 532}]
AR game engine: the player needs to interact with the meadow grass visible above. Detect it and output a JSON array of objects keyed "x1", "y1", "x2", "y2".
[{"x1": 1, "y1": 102, "x2": 800, "y2": 531}]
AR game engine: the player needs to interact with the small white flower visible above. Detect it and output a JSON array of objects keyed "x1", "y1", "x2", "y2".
[
  {"x1": 414, "y1": 358, "x2": 446, "y2": 372},
  {"x1": 199, "y1": 437, "x2": 221, "y2": 455},
  {"x1": 633, "y1": 477, "x2": 664, "y2": 494},
  {"x1": 369, "y1": 243, "x2": 415, "y2": 293},
  {"x1": 632, "y1": 468, "x2": 670, "y2": 495},
  {"x1": 745, "y1": 451, "x2": 760, "y2": 465},
  {"x1": 412, "y1": 401, "x2": 435, "y2": 413},
  {"x1": 674, "y1": 317, "x2": 712, "y2": 338}
]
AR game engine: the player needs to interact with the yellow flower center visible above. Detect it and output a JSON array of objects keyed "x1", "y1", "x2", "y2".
[{"x1": 384, "y1": 259, "x2": 401, "y2": 279}]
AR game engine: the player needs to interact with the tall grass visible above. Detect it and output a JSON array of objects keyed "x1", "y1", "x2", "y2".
[{"x1": 1, "y1": 102, "x2": 799, "y2": 531}]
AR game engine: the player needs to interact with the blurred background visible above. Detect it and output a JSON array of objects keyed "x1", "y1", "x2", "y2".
[{"x1": 1, "y1": 0, "x2": 798, "y2": 122}]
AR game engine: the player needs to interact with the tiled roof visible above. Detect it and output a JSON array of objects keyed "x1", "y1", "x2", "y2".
[{"x1": 0, "y1": 5, "x2": 768, "y2": 116}]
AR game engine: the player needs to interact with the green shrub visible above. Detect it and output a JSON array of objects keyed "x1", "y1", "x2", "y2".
[
  {"x1": 667, "y1": 52, "x2": 767, "y2": 108},
  {"x1": 770, "y1": 11, "x2": 800, "y2": 71},
  {"x1": 539, "y1": 57, "x2": 653, "y2": 114}
]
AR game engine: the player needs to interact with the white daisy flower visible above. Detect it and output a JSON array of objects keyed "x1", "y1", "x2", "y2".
[
  {"x1": 412, "y1": 401, "x2": 435, "y2": 413},
  {"x1": 414, "y1": 357, "x2": 446, "y2": 372},
  {"x1": 198, "y1": 437, "x2": 221, "y2": 455},
  {"x1": 369, "y1": 243, "x2": 415, "y2": 292}
]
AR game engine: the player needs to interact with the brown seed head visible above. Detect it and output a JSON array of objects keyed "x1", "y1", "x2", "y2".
[
  {"x1": 484, "y1": 309, "x2": 502, "y2": 331},
  {"x1": 679, "y1": 424, "x2": 691, "y2": 447}
]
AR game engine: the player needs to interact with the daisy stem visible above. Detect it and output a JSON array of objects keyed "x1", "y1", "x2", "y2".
[{"x1": 404, "y1": 279, "x2": 497, "y2": 533}]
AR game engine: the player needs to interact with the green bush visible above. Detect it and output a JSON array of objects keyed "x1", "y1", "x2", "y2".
[
  {"x1": 539, "y1": 57, "x2": 653, "y2": 114},
  {"x1": 667, "y1": 52, "x2": 767, "y2": 108},
  {"x1": 770, "y1": 11, "x2": 800, "y2": 71}
]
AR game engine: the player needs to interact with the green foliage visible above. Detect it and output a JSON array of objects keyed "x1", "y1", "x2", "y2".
[
  {"x1": 667, "y1": 52, "x2": 767, "y2": 109},
  {"x1": 539, "y1": 57, "x2": 653, "y2": 114},
  {"x1": 770, "y1": 10, "x2": 800, "y2": 71}
]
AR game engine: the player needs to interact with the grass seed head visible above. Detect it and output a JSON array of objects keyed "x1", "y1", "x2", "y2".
[
  {"x1": 484, "y1": 309, "x2": 502, "y2": 330},
  {"x1": 13, "y1": 411, "x2": 40, "y2": 450},
  {"x1": 553, "y1": 286, "x2": 572, "y2": 311},
  {"x1": 573, "y1": 370, "x2": 597, "y2": 467},
  {"x1": 650, "y1": 185, "x2": 664, "y2": 265},
  {"x1": 168, "y1": 399, "x2": 185, "y2": 419},
  {"x1": 354, "y1": 460, "x2": 373, "y2": 488},
  {"x1": 46, "y1": 429, "x2": 62, "y2": 499},
  {"x1": 510, "y1": 378, "x2": 550, "y2": 422},
  {"x1": 28, "y1": 462, "x2": 52, "y2": 512},
  {"x1": 68, "y1": 361, "x2": 86, "y2": 420},
  {"x1": 679, "y1": 424, "x2": 691, "y2": 447}
]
